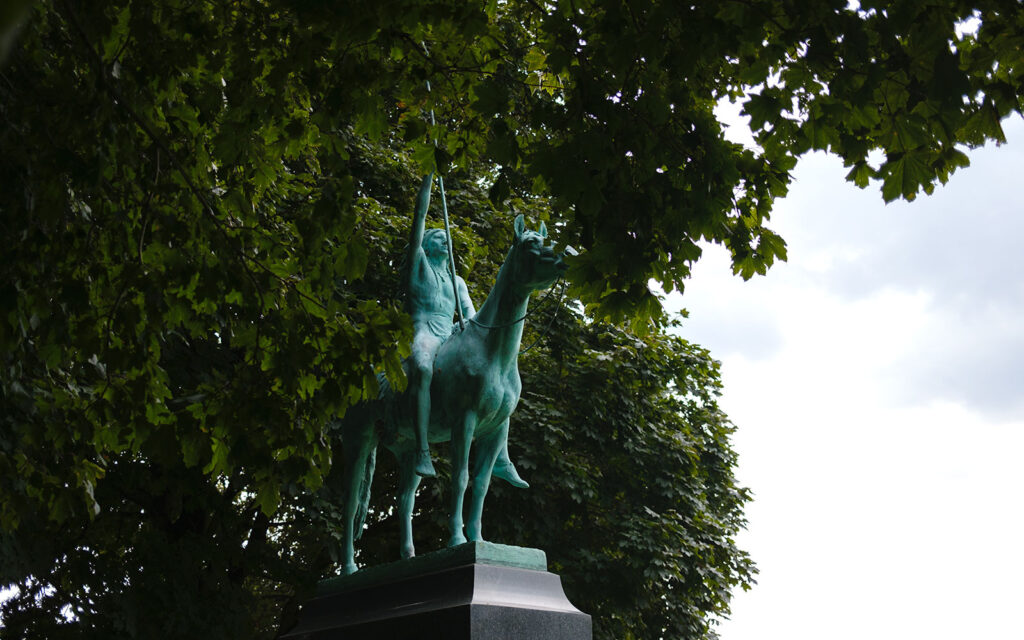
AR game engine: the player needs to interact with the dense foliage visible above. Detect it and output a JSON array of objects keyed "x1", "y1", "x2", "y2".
[{"x1": 1, "y1": 0, "x2": 1020, "y2": 638}]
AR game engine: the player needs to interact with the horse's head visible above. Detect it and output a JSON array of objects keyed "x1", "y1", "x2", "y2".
[{"x1": 509, "y1": 214, "x2": 568, "y2": 292}]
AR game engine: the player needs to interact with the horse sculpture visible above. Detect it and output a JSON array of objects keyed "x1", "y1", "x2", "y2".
[{"x1": 338, "y1": 214, "x2": 567, "y2": 574}]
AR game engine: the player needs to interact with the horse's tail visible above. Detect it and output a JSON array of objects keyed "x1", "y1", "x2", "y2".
[{"x1": 353, "y1": 446, "x2": 376, "y2": 542}]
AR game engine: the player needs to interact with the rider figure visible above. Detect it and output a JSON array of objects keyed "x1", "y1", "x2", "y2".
[{"x1": 405, "y1": 174, "x2": 527, "y2": 487}]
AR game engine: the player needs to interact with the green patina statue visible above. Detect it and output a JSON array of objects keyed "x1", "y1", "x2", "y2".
[
  {"x1": 403, "y1": 175, "x2": 526, "y2": 489},
  {"x1": 336, "y1": 176, "x2": 567, "y2": 574}
]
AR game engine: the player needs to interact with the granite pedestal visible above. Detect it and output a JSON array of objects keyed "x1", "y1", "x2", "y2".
[{"x1": 280, "y1": 542, "x2": 592, "y2": 640}]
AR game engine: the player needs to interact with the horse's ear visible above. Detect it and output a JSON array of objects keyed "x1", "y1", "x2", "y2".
[
  {"x1": 513, "y1": 214, "x2": 525, "y2": 243},
  {"x1": 538, "y1": 221, "x2": 547, "y2": 238}
]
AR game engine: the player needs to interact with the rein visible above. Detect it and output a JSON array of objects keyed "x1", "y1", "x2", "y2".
[
  {"x1": 466, "y1": 277, "x2": 567, "y2": 354},
  {"x1": 467, "y1": 276, "x2": 565, "y2": 330}
]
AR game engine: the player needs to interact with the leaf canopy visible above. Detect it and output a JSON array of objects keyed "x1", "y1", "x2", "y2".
[{"x1": 1, "y1": 1, "x2": 1021, "y2": 638}]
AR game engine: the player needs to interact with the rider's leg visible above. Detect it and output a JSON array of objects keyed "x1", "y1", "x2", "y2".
[
  {"x1": 410, "y1": 335, "x2": 437, "y2": 477},
  {"x1": 492, "y1": 437, "x2": 529, "y2": 489}
]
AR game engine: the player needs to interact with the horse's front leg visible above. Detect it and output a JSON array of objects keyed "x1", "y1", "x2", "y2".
[
  {"x1": 448, "y1": 410, "x2": 478, "y2": 547},
  {"x1": 466, "y1": 420, "x2": 505, "y2": 542},
  {"x1": 397, "y1": 447, "x2": 421, "y2": 559}
]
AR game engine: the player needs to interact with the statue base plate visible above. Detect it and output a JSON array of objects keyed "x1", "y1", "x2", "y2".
[{"x1": 280, "y1": 542, "x2": 592, "y2": 640}]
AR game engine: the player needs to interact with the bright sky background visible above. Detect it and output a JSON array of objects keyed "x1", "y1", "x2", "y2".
[{"x1": 666, "y1": 113, "x2": 1024, "y2": 639}]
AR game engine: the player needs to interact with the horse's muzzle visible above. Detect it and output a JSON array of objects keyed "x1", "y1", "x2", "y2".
[{"x1": 552, "y1": 252, "x2": 568, "y2": 274}]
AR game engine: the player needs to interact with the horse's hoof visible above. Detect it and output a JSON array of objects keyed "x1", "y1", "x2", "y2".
[
  {"x1": 343, "y1": 562, "x2": 359, "y2": 575},
  {"x1": 401, "y1": 544, "x2": 415, "y2": 559},
  {"x1": 448, "y1": 534, "x2": 467, "y2": 547},
  {"x1": 493, "y1": 461, "x2": 529, "y2": 489},
  {"x1": 415, "y1": 450, "x2": 437, "y2": 478}
]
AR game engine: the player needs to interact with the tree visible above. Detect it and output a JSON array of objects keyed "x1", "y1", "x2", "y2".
[
  {"x1": 0, "y1": 131, "x2": 754, "y2": 639},
  {"x1": 1, "y1": 0, "x2": 1020, "y2": 638}
]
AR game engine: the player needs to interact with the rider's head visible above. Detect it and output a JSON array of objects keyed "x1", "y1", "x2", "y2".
[{"x1": 423, "y1": 228, "x2": 448, "y2": 259}]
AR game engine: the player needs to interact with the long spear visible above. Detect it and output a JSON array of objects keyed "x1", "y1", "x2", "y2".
[{"x1": 421, "y1": 44, "x2": 465, "y2": 330}]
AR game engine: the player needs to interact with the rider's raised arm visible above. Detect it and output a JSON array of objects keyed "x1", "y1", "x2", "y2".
[
  {"x1": 456, "y1": 276, "x2": 476, "y2": 318},
  {"x1": 406, "y1": 174, "x2": 433, "y2": 274}
]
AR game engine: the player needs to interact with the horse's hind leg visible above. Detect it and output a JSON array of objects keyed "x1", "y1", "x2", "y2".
[
  {"x1": 342, "y1": 427, "x2": 376, "y2": 575},
  {"x1": 397, "y1": 447, "x2": 421, "y2": 559},
  {"x1": 466, "y1": 420, "x2": 505, "y2": 542}
]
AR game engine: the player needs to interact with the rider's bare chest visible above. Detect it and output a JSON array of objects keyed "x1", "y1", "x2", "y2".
[{"x1": 408, "y1": 262, "x2": 455, "y2": 312}]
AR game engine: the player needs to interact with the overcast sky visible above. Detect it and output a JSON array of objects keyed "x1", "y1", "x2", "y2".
[{"x1": 666, "y1": 114, "x2": 1024, "y2": 639}]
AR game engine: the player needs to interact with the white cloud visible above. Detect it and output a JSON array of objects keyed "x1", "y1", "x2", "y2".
[
  {"x1": 676, "y1": 115, "x2": 1024, "y2": 420},
  {"x1": 668, "y1": 117, "x2": 1024, "y2": 640}
]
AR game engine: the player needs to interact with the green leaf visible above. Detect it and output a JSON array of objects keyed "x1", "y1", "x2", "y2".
[
  {"x1": 433, "y1": 146, "x2": 452, "y2": 175},
  {"x1": 488, "y1": 171, "x2": 511, "y2": 206},
  {"x1": 881, "y1": 152, "x2": 933, "y2": 202},
  {"x1": 845, "y1": 161, "x2": 873, "y2": 189},
  {"x1": 255, "y1": 482, "x2": 281, "y2": 516},
  {"x1": 525, "y1": 47, "x2": 547, "y2": 72},
  {"x1": 402, "y1": 117, "x2": 427, "y2": 143},
  {"x1": 742, "y1": 92, "x2": 782, "y2": 132},
  {"x1": 471, "y1": 78, "x2": 509, "y2": 116}
]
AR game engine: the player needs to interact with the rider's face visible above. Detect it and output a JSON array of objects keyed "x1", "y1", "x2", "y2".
[{"x1": 424, "y1": 232, "x2": 447, "y2": 258}]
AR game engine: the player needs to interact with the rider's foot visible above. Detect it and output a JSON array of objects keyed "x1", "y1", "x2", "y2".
[
  {"x1": 492, "y1": 460, "x2": 529, "y2": 488},
  {"x1": 415, "y1": 449, "x2": 436, "y2": 478}
]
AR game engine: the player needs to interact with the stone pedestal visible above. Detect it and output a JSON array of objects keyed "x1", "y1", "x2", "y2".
[{"x1": 280, "y1": 542, "x2": 592, "y2": 640}]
